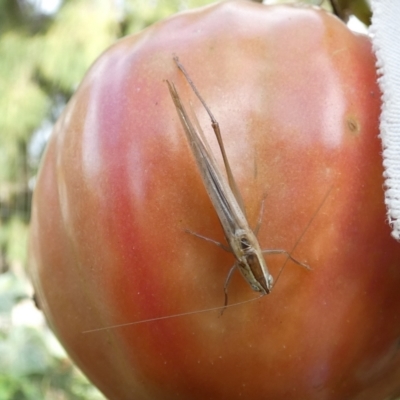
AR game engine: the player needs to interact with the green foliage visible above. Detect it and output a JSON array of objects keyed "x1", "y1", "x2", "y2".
[
  {"x1": 0, "y1": 323, "x2": 105, "y2": 400},
  {"x1": 0, "y1": 32, "x2": 49, "y2": 182},
  {"x1": 0, "y1": 268, "x2": 106, "y2": 399},
  {"x1": 1, "y1": 218, "x2": 29, "y2": 264},
  {"x1": 0, "y1": 0, "x2": 219, "y2": 185},
  {"x1": 0, "y1": 271, "x2": 28, "y2": 313},
  {"x1": 37, "y1": 0, "x2": 120, "y2": 93},
  {"x1": 122, "y1": 0, "x2": 216, "y2": 34},
  {"x1": 331, "y1": 0, "x2": 372, "y2": 25}
]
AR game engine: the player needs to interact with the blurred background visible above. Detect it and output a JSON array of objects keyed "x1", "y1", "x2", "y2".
[{"x1": 0, "y1": 0, "x2": 369, "y2": 399}]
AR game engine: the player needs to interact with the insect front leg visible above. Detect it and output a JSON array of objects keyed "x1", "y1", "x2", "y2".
[
  {"x1": 223, "y1": 263, "x2": 238, "y2": 311},
  {"x1": 185, "y1": 229, "x2": 240, "y2": 313},
  {"x1": 185, "y1": 229, "x2": 231, "y2": 252}
]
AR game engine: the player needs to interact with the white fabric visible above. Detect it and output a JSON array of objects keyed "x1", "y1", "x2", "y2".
[{"x1": 370, "y1": 0, "x2": 400, "y2": 240}]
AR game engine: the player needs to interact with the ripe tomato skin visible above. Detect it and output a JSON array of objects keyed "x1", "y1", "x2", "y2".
[{"x1": 28, "y1": 1, "x2": 400, "y2": 399}]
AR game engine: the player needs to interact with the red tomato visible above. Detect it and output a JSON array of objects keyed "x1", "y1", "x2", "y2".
[{"x1": 28, "y1": 2, "x2": 400, "y2": 399}]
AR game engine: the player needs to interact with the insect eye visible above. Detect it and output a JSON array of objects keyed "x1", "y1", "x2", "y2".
[{"x1": 240, "y1": 237, "x2": 250, "y2": 250}]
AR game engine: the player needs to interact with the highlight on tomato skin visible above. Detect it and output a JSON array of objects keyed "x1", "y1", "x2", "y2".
[{"x1": 27, "y1": 1, "x2": 400, "y2": 400}]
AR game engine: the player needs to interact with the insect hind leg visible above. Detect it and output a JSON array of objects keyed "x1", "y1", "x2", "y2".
[{"x1": 262, "y1": 249, "x2": 311, "y2": 270}]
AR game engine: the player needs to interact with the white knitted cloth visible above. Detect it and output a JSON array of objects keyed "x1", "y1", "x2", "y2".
[{"x1": 370, "y1": 0, "x2": 400, "y2": 240}]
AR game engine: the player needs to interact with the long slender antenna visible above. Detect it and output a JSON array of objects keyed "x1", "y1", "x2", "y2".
[
  {"x1": 82, "y1": 295, "x2": 264, "y2": 333},
  {"x1": 273, "y1": 185, "x2": 334, "y2": 285}
]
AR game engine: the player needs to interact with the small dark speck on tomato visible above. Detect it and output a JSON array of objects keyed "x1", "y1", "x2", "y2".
[{"x1": 346, "y1": 117, "x2": 360, "y2": 135}]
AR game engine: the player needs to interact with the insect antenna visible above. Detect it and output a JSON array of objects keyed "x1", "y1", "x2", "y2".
[
  {"x1": 272, "y1": 186, "x2": 334, "y2": 286},
  {"x1": 82, "y1": 295, "x2": 264, "y2": 333}
]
